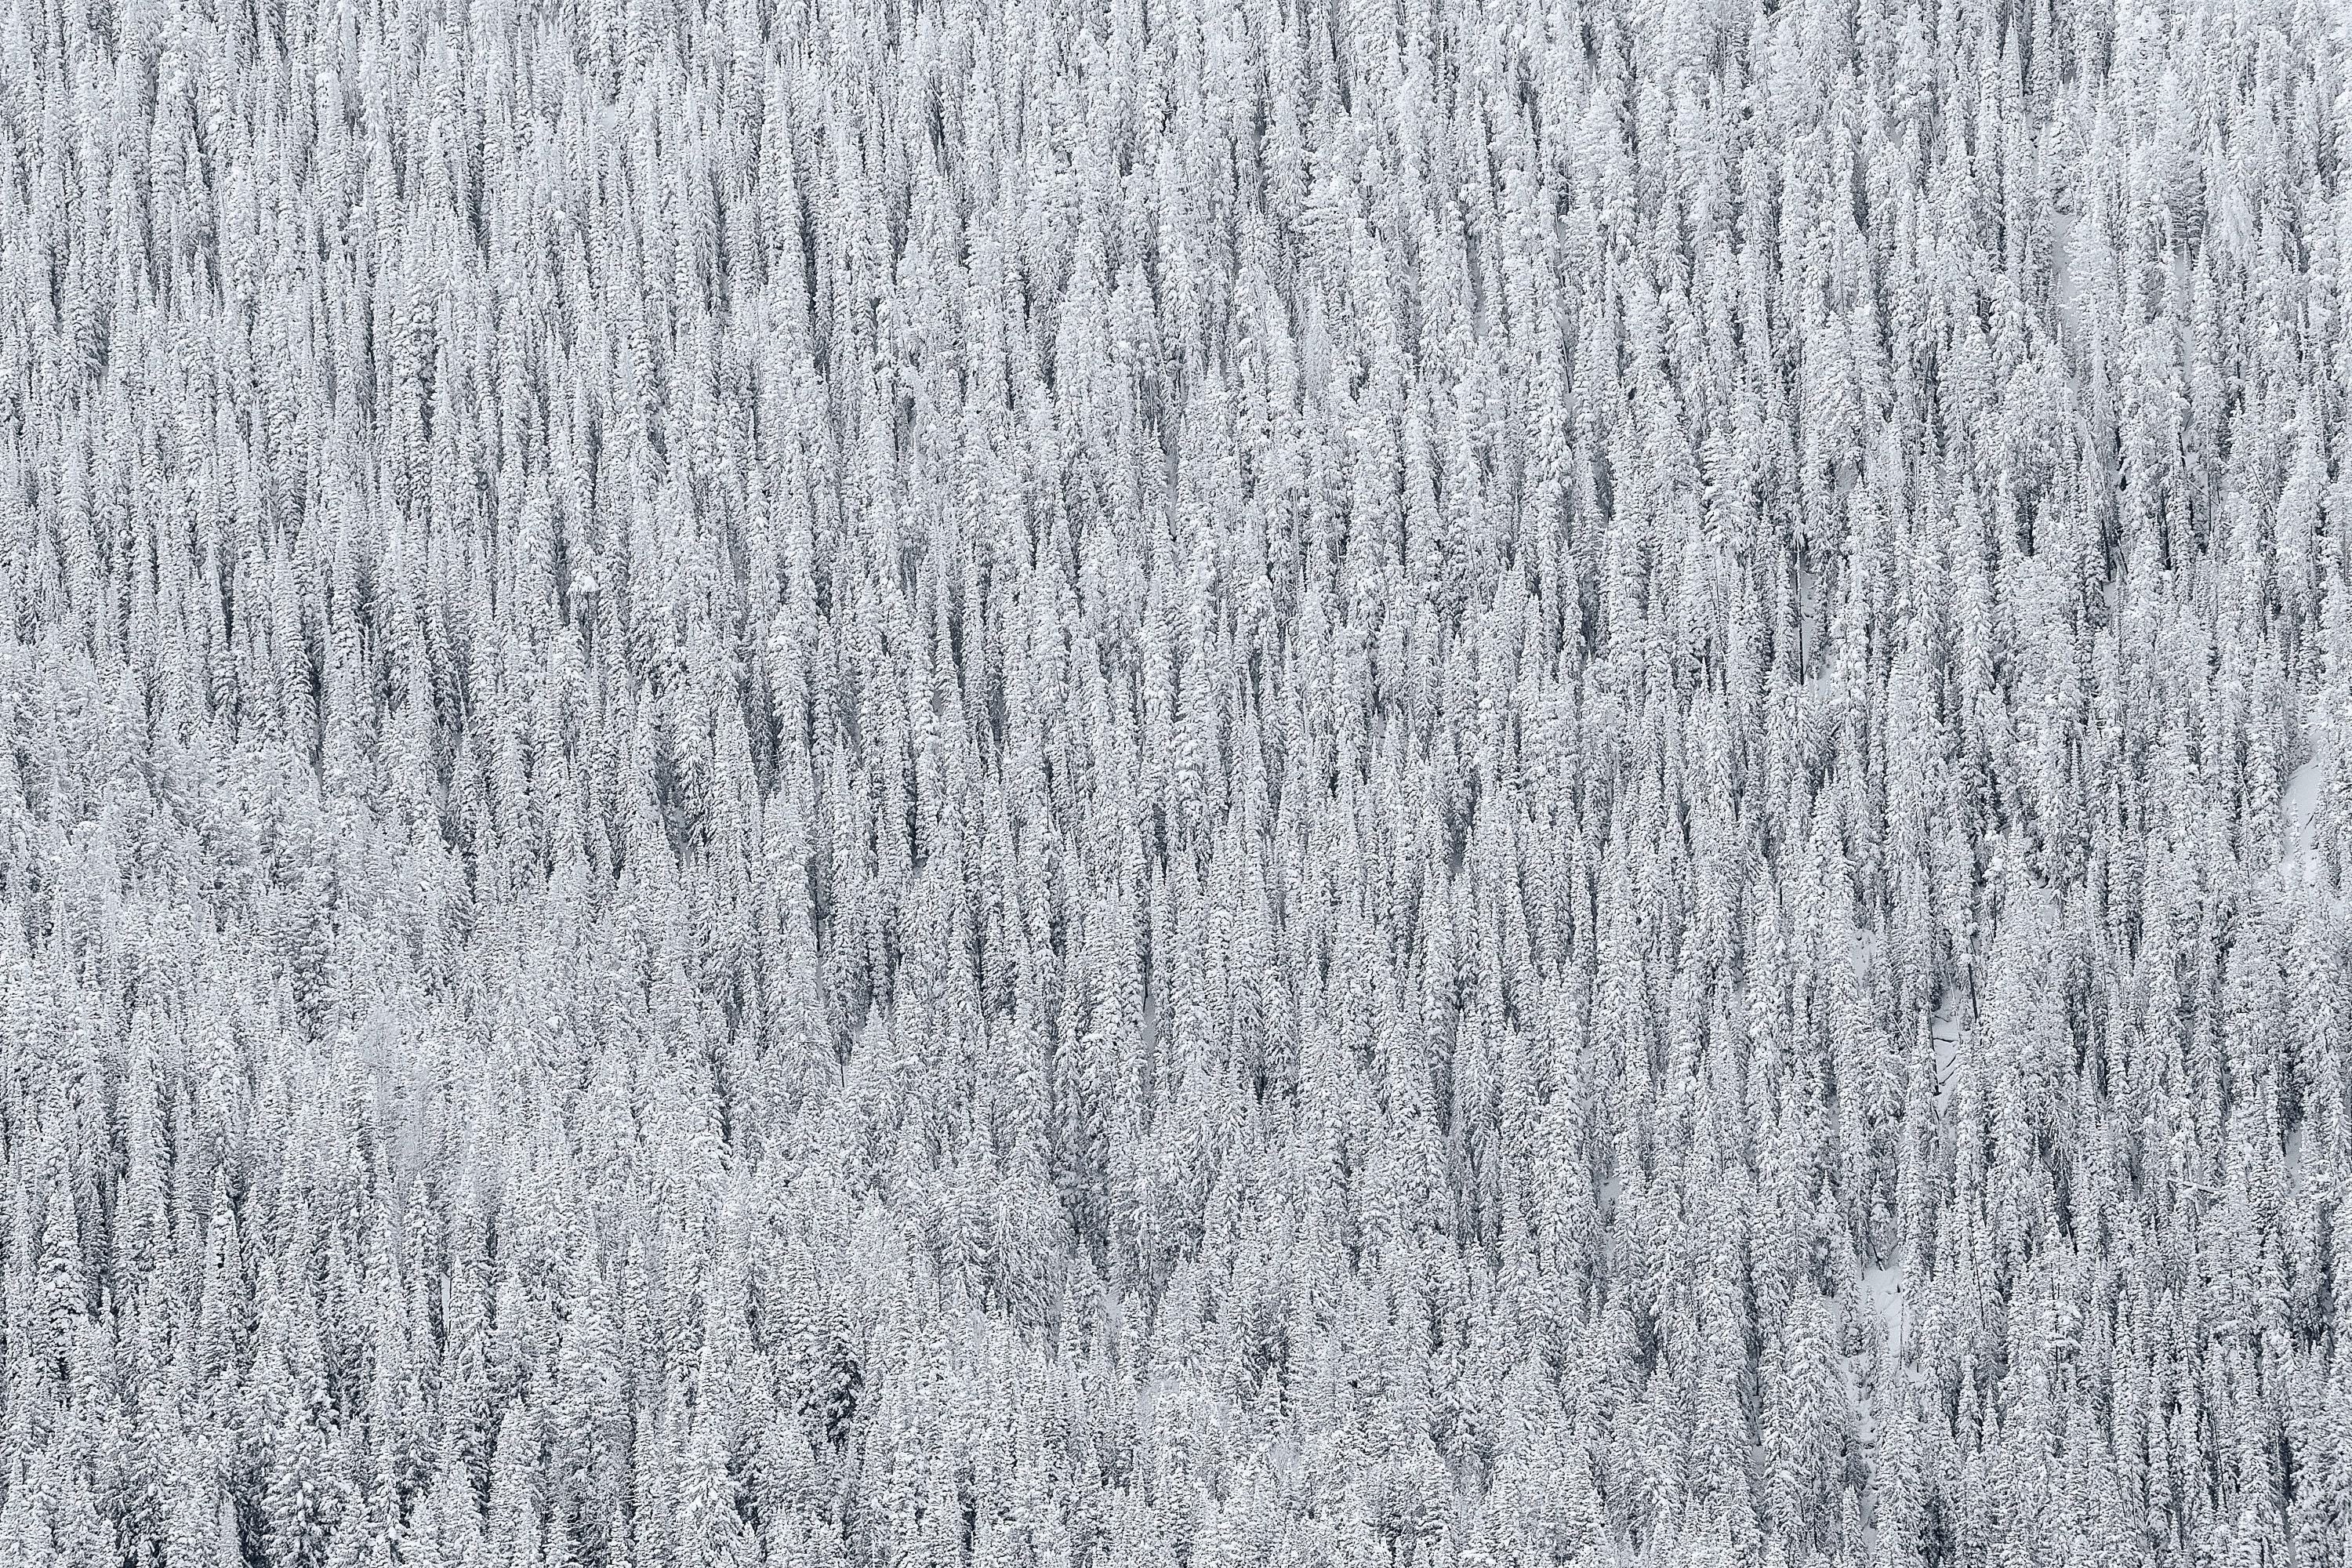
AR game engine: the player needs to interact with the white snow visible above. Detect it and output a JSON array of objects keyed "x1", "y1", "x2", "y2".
[
  {"x1": 2283, "y1": 747, "x2": 2325, "y2": 889},
  {"x1": 1929, "y1": 989, "x2": 1962, "y2": 1116},
  {"x1": 1860, "y1": 1253, "x2": 1907, "y2": 1365}
]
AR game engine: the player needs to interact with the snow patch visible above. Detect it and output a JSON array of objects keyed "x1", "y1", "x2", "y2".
[
  {"x1": 1929, "y1": 991, "x2": 1962, "y2": 1116},
  {"x1": 1796, "y1": 553, "x2": 1825, "y2": 681},
  {"x1": 2283, "y1": 750, "x2": 2324, "y2": 891},
  {"x1": 2052, "y1": 207, "x2": 2092, "y2": 357},
  {"x1": 1860, "y1": 1254, "x2": 1907, "y2": 1364},
  {"x1": 1846, "y1": 921, "x2": 1879, "y2": 989}
]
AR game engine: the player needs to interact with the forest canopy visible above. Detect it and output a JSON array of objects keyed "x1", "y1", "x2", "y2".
[{"x1": 0, "y1": 0, "x2": 2349, "y2": 1563}]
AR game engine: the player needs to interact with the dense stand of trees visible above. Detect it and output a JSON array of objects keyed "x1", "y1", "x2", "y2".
[{"x1": 2, "y1": 0, "x2": 2350, "y2": 1562}]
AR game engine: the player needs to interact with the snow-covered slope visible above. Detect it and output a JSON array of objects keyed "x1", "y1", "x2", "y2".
[{"x1": 0, "y1": 1, "x2": 2347, "y2": 1565}]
